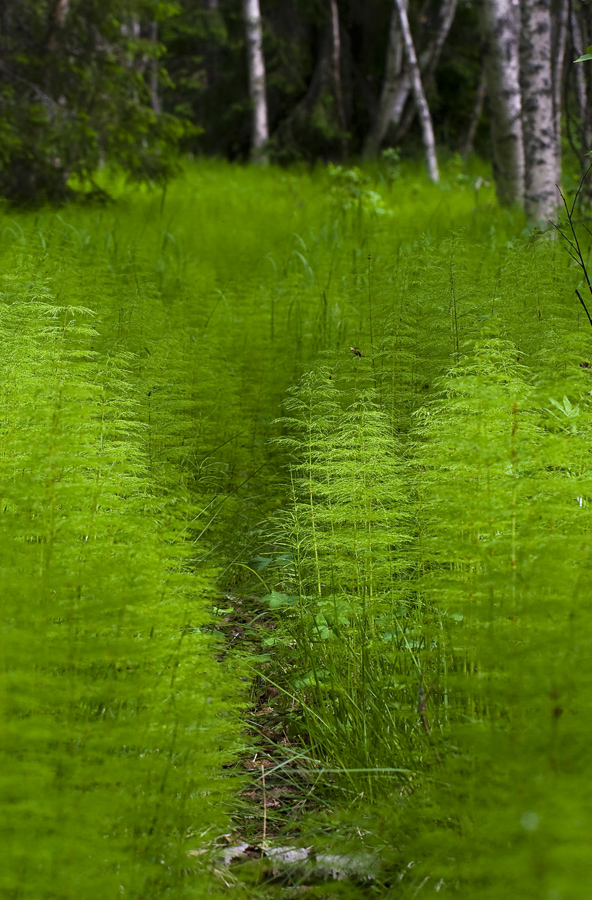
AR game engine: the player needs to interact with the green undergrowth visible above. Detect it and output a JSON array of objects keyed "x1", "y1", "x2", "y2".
[
  {"x1": 0, "y1": 268, "x2": 243, "y2": 898},
  {"x1": 256, "y1": 221, "x2": 592, "y2": 897},
  {"x1": 2, "y1": 158, "x2": 588, "y2": 897},
  {"x1": 0, "y1": 157, "x2": 504, "y2": 559}
]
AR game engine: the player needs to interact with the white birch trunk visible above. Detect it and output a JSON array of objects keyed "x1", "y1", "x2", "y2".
[
  {"x1": 243, "y1": 0, "x2": 269, "y2": 165},
  {"x1": 520, "y1": 0, "x2": 559, "y2": 220},
  {"x1": 552, "y1": 0, "x2": 568, "y2": 161},
  {"x1": 478, "y1": 0, "x2": 524, "y2": 207},
  {"x1": 418, "y1": 0, "x2": 459, "y2": 88},
  {"x1": 363, "y1": 1, "x2": 406, "y2": 158},
  {"x1": 364, "y1": 0, "x2": 456, "y2": 158},
  {"x1": 47, "y1": 0, "x2": 70, "y2": 50},
  {"x1": 52, "y1": 0, "x2": 69, "y2": 28},
  {"x1": 329, "y1": 0, "x2": 347, "y2": 155},
  {"x1": 395, "y1": 0, "x2": 458, "y2": 141},
  {"x1": 149, "y1": 21, "x2": 161, "y2": 115},
  {"x1": 393, "y1": 0, "x2": 439, "y2": 182}
]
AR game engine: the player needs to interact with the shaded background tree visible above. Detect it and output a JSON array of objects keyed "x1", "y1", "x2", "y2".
[
  {"x1": 478, "y1": 0, "x2": 524, "y2": 207},
  {"x1": 0, "y1": 0, "x2": 186, "y2": 202}
]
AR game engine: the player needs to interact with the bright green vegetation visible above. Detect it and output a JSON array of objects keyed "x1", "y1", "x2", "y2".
[
  {"x1": 2, "y1": 159, "x2": 591, "y2": 898},
  {"x1": 0, "y1": 207, "x2": 241, "y2": 899}
]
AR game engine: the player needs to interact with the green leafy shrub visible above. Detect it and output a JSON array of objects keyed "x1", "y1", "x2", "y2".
[{"x1": 0, "y1": 0, "x2": 186, "y2": 203}]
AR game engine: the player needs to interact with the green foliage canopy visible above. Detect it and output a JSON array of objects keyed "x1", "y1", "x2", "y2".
[{"x1": 0, "y1": 0, "x2": 186, "y2": 202}]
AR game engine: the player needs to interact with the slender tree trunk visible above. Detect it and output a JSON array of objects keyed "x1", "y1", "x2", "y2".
[
  {"x1": 422, "y1": 0, "x2": 459, "y2": 84},
  {"x1": 363, "y1": 1, "x2": 406, "y2": 158},
  {"x1": 149, "y1": 21, "x2": 161, "y2": 114},
  {"x1": 364, "y1": 0, "x2": 457, "y2": 158},
  {"x1": 478, "y1": 0, "x2": 524, "y2": 207},
  {"x1": 552, "y1": 0, "x2": 568, "y2": 162},
  {"x1": 570, "y1": 4, "x2": 591, "y2": 170},
  {"x1": 394, "y1": 0, "x2": 458, "y2": 142},
  {"x1": 393, "y1": 0, "x2": 439, "y2": 182},
  {"x1": 243, "y1": 0, "x2": 269, "y2": 165},
  {"x1": 384, "y1": 72, "x2": 412, "y2": 141},
  {"x1": 329, "y1": 0, "x2": 347, "y2": 156},
  {"x1": 46, "y1": 0, "x2": 70, "y2": 50},
  {"x1": 520, "y1": 0, "x2": 559, "y2": 220},
  {"x1": 460, "y1": 65, "x2": 487, "y2": 157}
]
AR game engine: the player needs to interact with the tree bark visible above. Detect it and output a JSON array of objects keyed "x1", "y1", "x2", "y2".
[
  {"x1": 329, "y1": 0, "x2": 347, "y2": 156},
  {"x1": 552, "y1": 0, "x2": 568, "y2": 162},
  {"x1": 243, "y1": 0, "x2": 269, "y2": 165},
  {"x1": 394, "y1": 0, "x2": 458, "y2": 143},
  {"x1": 478, "y1": 0, "x2": 524, "y2": 207},
  {"x1": 364, "y1": 0, "x2": 457, "y2": 158},
  {"x1": 46, "y1": 0, "x2": 70, "y2": 50},
  {"x1": 520, "y1": 0, "x2": 559, "y2": 220},
  {"x1": 149, "y1": 21, "x2": 161, "y2": 114},
  {"x1": 363, "y1": 1, "x2": 406, "y2": 158},
  {"x1": 420, "y1": 0, "x2": 459, "y2": 86},
  {"x1": 393, "y1": 0, "x2": 439, "y2": 182}
]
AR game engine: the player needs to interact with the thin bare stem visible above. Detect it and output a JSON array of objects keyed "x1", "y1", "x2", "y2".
[
  {"x1": 575, "y1": 288, "x2": 592, "y2": 329},
  {"x1": 261, "y1": 762, "x2": 267, "y2": 842},
  {"x1": 552, "y1": 170, "x2": 592, "y2": 331}
]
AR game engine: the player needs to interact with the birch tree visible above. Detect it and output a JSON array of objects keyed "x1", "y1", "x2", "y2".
[
  {"x1": 46, "y1": 0, "x2": 70, "y2": 50},
  {"x1": 364, "y1": 0, "x2": 457, "y2": 159},
  {"x1": 394, "y1": 0, "x2": 458, "y2": 143},
  {"x1": 363, "y1": 1, "x2": 406, "y2": 159},
  {"x1": 329, "y1": 0, "x2": 347, "y2": 155},
  {"x1": 149, "y1": 21, "x2": 161, "y2": 114},
  {"x1": 552, "y1": 0, "x2": 568, "y2": 156},
  {"x1": 478, "y1": 0, "x2": 524, "y2": 207},
  {"x1": 393, "y1": 0, "x2": 439, "y2": 182},
  {"x1": 243, "y1": 0, "x2": 269, "y2": 165},
  {"x1": 520, "y1": 0, "x2": 559, "y2": 220}
]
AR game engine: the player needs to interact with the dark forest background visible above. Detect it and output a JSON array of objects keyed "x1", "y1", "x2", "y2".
[
  {"x1": 2, "y1": 0, "x2": 591, "y2": 203},
  {"x1": 161, "y1": 0, "x2": 481, "y2": 160}
]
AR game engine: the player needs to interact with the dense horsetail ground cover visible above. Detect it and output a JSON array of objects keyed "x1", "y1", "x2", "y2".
[{"x1": 2, "y1": 160, "x2": 592, "y2": 898}]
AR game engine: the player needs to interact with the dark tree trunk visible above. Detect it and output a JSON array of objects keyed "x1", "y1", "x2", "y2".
[{"x1": 460, "y1": 65, "x2": 487, "y2": 158}]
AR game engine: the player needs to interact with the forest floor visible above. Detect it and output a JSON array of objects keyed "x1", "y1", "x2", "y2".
[
  {"x1": 3, "y1": 158, "x2": 592, "y2": 899},
  {"x1": 211, "y1": 593, "x2": 385, "y2": 897}
]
